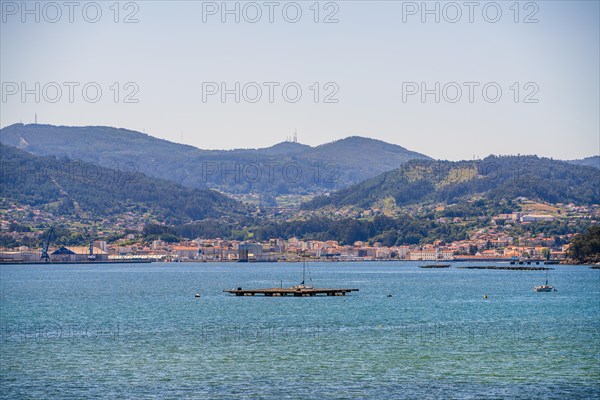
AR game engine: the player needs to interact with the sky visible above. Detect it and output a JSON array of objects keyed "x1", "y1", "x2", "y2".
[{"x1": 1, "y1": 0, "x2": 599, "y2": 160}]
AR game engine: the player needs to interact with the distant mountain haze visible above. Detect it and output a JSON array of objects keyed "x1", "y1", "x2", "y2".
[{"x1": 567, "y1": 156, "x2": 600, "y2": 169}]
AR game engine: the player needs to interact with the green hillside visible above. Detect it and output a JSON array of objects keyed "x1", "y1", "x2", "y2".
[
  {"x1": 305, "y1": 156, "x2": 600, "y2": 210},
  {"x1": 0, "y1": 144, "x2": 247, "y2": 224}
]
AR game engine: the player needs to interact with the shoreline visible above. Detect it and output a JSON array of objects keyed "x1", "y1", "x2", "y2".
[
  {"x1": 1, "y1": 259, "x2": 596, "y2": 266},
  {"x1": 0, "y1": 260, "x2": 153, "y2": 265}
]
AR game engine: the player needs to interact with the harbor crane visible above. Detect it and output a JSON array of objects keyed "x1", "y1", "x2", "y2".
[
  {"x1": 40, "y1": 226, "x2": 55, "y2": 262},
  {"x1": 88, "y1": 224, "x2": 97, "y2": 261}
]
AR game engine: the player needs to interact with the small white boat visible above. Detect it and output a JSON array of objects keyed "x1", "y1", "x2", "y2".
[
  {"x1": 533, "y1": 270, "x2": 557, "y2": 292},
  {"x1": 533, "y1": 284, "x2": 556, "y2": 292}
]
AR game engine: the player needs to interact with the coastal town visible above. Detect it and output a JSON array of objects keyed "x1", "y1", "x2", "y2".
[
  {"x1": 0, "y1": 217, "x2": 591, "y2": 264},
  {"x1": 1, "y1": 195, "x2": 598, "y2": 263},
  {"x1": 0, "y1": 233, "x2": 580, "y2": 263}
]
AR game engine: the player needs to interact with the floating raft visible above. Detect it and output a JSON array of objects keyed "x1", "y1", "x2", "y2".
[
  {"x1": 509, "y1": 260, "x2": 557, "y2": 265},
  {"x1": 224, "y1": 287, "x2": 359, "y2": 297},
  {"x1": 457, "y1": 266, "x2": 553, "y2": 271}
]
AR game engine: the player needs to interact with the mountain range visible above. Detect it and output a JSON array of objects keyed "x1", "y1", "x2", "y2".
[{"x1": 0, "y1": 124, "x2": 431, "y2": 196}]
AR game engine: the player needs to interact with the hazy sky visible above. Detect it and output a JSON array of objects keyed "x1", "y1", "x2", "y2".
[{"x1": 1, "y1": 1, "x2": 598, "y2": 160}]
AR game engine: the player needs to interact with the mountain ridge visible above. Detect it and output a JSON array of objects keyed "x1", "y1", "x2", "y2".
[{"x1": 0, "y1": 124, "x2": 432, "y2": 195}]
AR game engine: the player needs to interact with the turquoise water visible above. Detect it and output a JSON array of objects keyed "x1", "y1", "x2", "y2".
[{"x1": 1, "y1": 262, "x2": 599, "y2": 399}]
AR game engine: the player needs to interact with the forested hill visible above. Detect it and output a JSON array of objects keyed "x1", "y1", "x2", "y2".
[
  {"x1": 305, "y1": 155, "x2": 600, "y2": 210},
  {"x1": 0, "y1": 144, "x2": 247, "y2": 224},
  {"x1": 0, "y1": 124, "x2": 431, "y2": 195}
]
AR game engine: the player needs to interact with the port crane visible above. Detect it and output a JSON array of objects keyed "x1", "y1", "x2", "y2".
[
  {"x1": 40, "y1": 226, "x2": 55, "y2": 262},
  {"x1": 88, "y1": 225, "x2": 97, "y2": 261}
]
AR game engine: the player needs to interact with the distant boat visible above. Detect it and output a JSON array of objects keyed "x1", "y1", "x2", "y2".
[
  {"x1": 291, "y1": 260, "x2": 313, "y2": 289},
  {"x1": 533, "y1": 270, "x2": 557, "y2": 292}
]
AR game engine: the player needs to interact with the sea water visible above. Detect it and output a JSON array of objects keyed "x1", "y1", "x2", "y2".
[{"x1": 1, "y1": 262, "x2": 599, "y2": 399}]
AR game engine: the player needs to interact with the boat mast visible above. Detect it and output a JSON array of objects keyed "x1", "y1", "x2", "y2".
[{"x1": 302, "y1": 259, "x2": 305, "y2": 285}]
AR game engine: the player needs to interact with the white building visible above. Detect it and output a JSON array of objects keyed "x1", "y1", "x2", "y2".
[
  {"x1": 409, "y1": 248, "x2": 454, "y2": 261},
  {"x1": 520, "y1": 214, "x2": 554, "y2": 223}
]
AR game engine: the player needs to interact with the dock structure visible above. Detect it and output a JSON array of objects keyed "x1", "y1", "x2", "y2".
[
  {"x1": 457, "y1": 266, "x2": 553, "y2": 271},
  {"x1": 224, "y1": 287, "x2": 359, "y2": 297}
]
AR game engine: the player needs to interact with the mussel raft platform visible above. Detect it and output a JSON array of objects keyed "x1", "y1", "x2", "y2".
[
  {"x1": 457, "y1": 266, "x2": 552, "y2": 270},
  {"x1": 224, "y1": 287, "x2": 359, "y2": 296}
]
